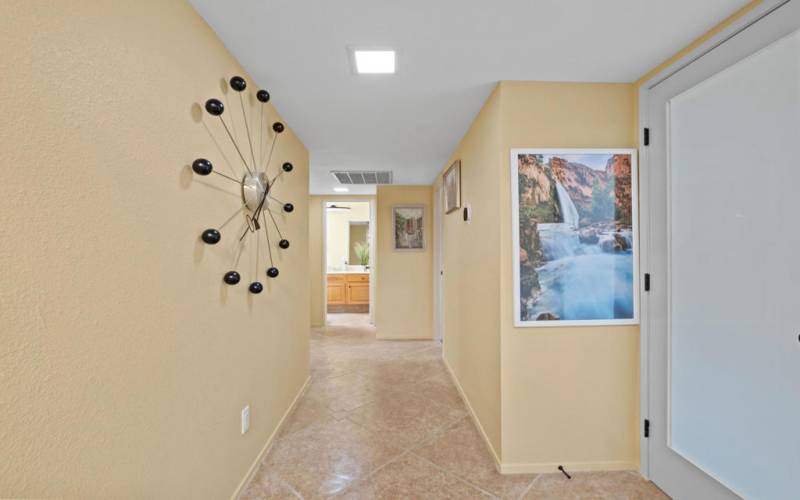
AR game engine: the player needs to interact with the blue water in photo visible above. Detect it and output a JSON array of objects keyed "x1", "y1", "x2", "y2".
[{"x1": 525, "y1": 181, "x2": 634, "y2": 321}]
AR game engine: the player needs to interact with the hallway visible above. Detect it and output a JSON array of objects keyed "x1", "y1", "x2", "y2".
[{"x1": 241, "y1": 315, "x2": 667, "y2": 499}]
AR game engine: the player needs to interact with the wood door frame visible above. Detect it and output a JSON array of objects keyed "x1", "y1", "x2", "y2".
[{"x1": 637, "y1": 0, "x2": 791, "y2": 479}]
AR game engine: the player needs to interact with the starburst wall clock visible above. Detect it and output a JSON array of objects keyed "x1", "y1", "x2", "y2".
[{"x1": 191, "y1": 75, "x2": 294, "y2": 294}]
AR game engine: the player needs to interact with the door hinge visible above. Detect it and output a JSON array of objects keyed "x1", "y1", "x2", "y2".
[
  {"x1": 644, "y1": 273, "x2": 651, "y2": 292},
  {"x1": 643, "y1": 127, "x2": 650, "y2": 146},
  {"x1": 644, "y1": 419, "x2": 650, "y2": 438}
]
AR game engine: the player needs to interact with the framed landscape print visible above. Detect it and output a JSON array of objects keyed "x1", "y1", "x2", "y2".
[
  {"x1": 444, "y1": 160, "x2": 461, "y2": 214},
  {"x1": 393, "y1": 206, "x2": 425, "y2": 251},
  {"x1": 510, "y1": 149, "x2": 639, "y2": 327}
]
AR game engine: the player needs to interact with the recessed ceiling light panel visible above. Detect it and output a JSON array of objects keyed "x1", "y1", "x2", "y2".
[
  {"x1": 333, "y1": 187, "x2": 349, "y2": 193},
  {"x1": 351, "y1": 49, "x2": 396, "y2": 74}
]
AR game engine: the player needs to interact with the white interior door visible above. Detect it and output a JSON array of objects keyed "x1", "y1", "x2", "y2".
[{"x1": 644, "y1": 2, "x2": 800, "y2": 499}]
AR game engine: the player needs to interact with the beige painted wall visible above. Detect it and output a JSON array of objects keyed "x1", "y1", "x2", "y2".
[
  {"x1": 498, "y1": 81, "x2": 639, "y2": 472},
  {"x1": 438, "y1": 82, "x2": 638, "y2": 471},
  {"x1": 438, "y1": 87, "x2": 504, "y2": 457},
  {"x1": 325, "y1": 202, "x2": 370, "y2": 271},
  {"x1": 375, "y1": 186, "x2": 433, "y2": 339},
  {"x1": 309, "y1": 195, "x2": 374, "y2": 327},
  {"x1": 0, "y1": 1, "x2": 309, "y2": 498}
]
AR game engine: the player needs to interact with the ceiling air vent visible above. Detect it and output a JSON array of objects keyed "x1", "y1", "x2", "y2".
[{"x1": 331, "y1": 170, "x2": 393, "y2": 185}]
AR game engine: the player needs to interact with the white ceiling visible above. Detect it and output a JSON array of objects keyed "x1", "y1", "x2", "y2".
[{"x1": 190, "y1": 0, "x2": 749, "y2": 194}]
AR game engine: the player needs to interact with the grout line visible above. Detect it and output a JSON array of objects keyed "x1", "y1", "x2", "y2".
[
  {"x1": 516, "y1": 473, "x2": 543, "y2": 500},
  {"x1": 283, "y1": 480, "x2": 304, "y2": 500},
  {"x1": 306, "y1": 319, "x2": 477, "y2": 497},
  {"x1": 330, "y1": 448, "x2": 417, "y2": 498},
  {"x1": 410, "y1": 452, "x2": 500, "y2": 499}
]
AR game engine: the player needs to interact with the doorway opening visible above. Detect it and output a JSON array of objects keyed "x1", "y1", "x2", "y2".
[{"x1": 324, "y1": 201, "x2": 374, "y2": 326}]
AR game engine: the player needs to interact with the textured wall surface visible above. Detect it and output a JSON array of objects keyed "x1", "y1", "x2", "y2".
[
  {"x1": 438, "y1": 86, "x2": 504, "y2": 457},
  {"x1": 437, "y1": 81, "x2": 638, "y2": 472},
  {"x1": 375, "y1": 186, "x2": 433, "y2": 339},
  {"x1": 498, "y1": 81, "x2": 639, "y2": 472},
  {"x1": 0, "y1": 1, "x2": 310, "y2": 498}
]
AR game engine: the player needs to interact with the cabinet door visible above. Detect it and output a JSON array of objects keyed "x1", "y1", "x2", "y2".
[
  {"x1": 327, "y1": 282, "x2": 346, "y2": 304},
  {"x1": 346, "y1": 283, "x2": 370, "y2": 304}
]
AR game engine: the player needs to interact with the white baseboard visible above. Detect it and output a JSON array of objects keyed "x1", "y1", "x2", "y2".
[
  {"x1": 376, "y1": 335, "x2": 434, "y2": 340},
  {"x1": 442, "y1": 357, "x2": 638, "y2": 476},
  {"x1": 500, "y1": 460, "x2": 638, "y2": 475},
  {"x1": 442, "y1": 357, "x2": 503, "y2": 472},
  {"x1": 230, "y1": 376, "x2": 311, "y2": 500}
]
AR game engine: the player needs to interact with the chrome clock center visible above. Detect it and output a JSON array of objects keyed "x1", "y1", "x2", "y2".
[{"x1": 241, "y1": 172, "x2": 270, "y2": 211}]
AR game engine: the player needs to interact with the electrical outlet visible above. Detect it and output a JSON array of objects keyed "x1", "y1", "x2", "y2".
[{"x1": 241, "y1": 405, "x2": 250, "y2": 435}]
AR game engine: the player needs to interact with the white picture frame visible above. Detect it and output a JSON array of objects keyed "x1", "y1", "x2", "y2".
[{"x1": 510, "y1": 148, "x2": 639, "y2": 327}]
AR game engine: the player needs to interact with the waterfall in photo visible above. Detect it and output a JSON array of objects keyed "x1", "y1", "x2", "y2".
[
  {"x1": 527, "y1": 180, "x2": 634, "y2": 321},
  {"x1": 555, "y1": 181, "x2": 579, "y2": 228},
  {"x1": 536, "y1": 181, "x2": 582, "y2": 261}
]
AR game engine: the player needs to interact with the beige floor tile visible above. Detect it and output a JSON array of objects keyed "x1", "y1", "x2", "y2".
[
  {"x1": 400, "y1": 343, "x2": 445, "y2": 361},
  {"x1": 393, "y1": 373, "x2": 465, "y2": 412},
  {"x1": 240, "y1": 468, "x2": 303, "y2": 499},
  {"x1": 263, "y1": 418, "x2": 406, "y2": 498},
  {"x1": 360, "y1": 359, "x2": 450, "y2": 387},
  {"x1": 522, "y1": 471, "x2": 669, "y2": 500},
  {"x1": 278, "y1": 396, "x2": 333, "y2": 437},
  {"x1": 337, "y1": 453, "x2": 492, "y2": 499},
  {"x1": 242, "y1": 314, "x2": 662, "y2": 500},
  {"x1": 414, "y1": 417, "x2": 537, "y2": 499},
  {"x1": 346, "y1": 390, "x2": 466, "y2": 449},
  {"x1": 303, "y1": 372, "x2": 380, "y2": 412}
]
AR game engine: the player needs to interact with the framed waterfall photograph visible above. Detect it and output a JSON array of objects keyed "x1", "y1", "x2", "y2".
[{"x1": 510, "y1": 148, "x2": 639, "y2": 327}]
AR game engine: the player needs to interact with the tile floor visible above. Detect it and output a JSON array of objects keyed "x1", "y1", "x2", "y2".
[{"x1": 240, "y1": 313, "x2": 668, "y2": 499}]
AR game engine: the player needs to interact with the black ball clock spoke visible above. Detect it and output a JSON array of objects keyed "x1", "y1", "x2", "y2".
[
  {"x1": 201, "y1": 228, "x2": 221, "y2": 245},
  {"x1": 206, "y1": 95, "x2": 253, "y2": 175},
  {"x1": 230, "y1": 76, "x2": 259, "y2": 172},
  {"x1": 191, "y1": 78, "x2": 295, "y2": 296},
  {"x1": 261, "y1": 211, "x2": 275, "y2": 270},
  {"x1": 205, "y1": 98, "x2": 224, "y2": 116},
  {"x1": 192, "y1": 158, "x2": 213, "y2": 175},
  {"x1": 262, "y1": 126, "x2": 280, "y2": 174},
  {"x1": 229, "y1": 76, "x2": 247, "y2": 92},
  {"x1": 264, "y1": 207, "x2": 285, "y2": 240},
  {"x1": 192, "y1": 158, "x2": 241, "y2": 184},
  {"x1": 223, "y1": 271, "x2": 241, "y2": 285}
]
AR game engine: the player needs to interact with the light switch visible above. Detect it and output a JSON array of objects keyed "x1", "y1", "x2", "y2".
[{"x1": 241, "y1": 405, "x2": 250, "y2": 435}]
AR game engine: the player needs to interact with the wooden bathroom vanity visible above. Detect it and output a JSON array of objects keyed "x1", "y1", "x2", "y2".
[{"x1": 327, "y1": 272, "x2": 369, "y2": 313}]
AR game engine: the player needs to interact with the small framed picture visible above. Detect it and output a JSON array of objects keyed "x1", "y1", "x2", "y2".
[
  {"x1": 444, "y1": 160, "x2": 461, "y2": 214},
  {"x1": 393, "y1": 206, "x2": 425, "y2": 251}
]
